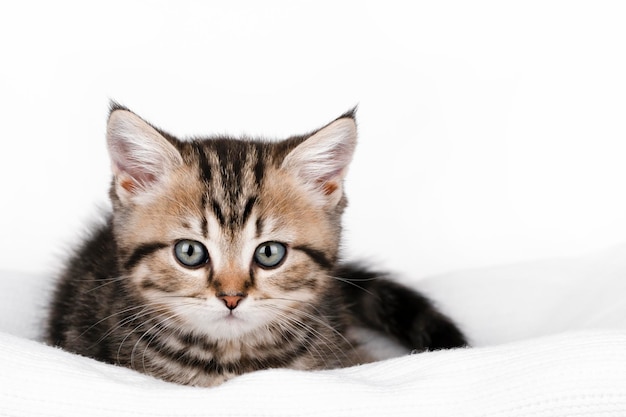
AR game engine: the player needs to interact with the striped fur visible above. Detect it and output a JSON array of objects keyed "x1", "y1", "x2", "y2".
[{"x1": 47, "y1": 106, "x2": 466, "y2": 387}]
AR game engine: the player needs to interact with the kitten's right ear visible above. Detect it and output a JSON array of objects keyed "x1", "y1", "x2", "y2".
[
  {"x1": 281, "y1": 114, "x2": 357, "y2": 207},
  {"x1": 106, "y1": 109, "x2": 183, "y2": 204}
]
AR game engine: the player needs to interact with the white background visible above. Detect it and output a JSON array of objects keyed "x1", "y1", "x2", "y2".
[{"x1": 1, "y1": 1, "x2": 625, "y2": 280}]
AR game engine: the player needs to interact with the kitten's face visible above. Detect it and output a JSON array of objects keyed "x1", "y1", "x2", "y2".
[{"x1": 106, "y1": 108, "x2": 356, "y2": 341}]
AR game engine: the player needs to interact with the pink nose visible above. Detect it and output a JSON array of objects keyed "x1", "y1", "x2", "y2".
[{"x1": 219, "y1": 294, "x2": 245, "y2": 310}]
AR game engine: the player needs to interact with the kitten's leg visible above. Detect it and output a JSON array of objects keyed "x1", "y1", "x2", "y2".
[{"x1": 336, "y1": 264, "x2": 467, "y2": 351}]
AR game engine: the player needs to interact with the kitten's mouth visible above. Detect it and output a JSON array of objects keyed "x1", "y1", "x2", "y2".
[{"x1": 221, "y1": 310, "x2": 242, "y2": 320}]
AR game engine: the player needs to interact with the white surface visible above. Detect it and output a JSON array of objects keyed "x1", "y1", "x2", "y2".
[
  {"x1": 2, "y1": 330, "x2": 626, "y2": 417},
  {"x1": 2, "y1": 1, "x2": 626, "y2": 279},
  {"x1": 2, "y1": 244, "x2": 626, "y2": 416},
  {"x1": 420, "y1": 243, "x2": 626, "y2": 346}
]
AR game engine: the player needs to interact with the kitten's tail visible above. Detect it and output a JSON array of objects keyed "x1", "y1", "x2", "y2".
[{"x1": 335, "y1": 264, "x2": 468, "y2": 351}]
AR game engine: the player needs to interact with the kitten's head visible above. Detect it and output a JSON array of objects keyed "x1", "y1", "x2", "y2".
[{"x1": 106, "y1": 105, "x2": 357, "y2": 340}]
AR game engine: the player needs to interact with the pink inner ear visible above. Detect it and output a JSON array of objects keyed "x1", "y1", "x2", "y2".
[
  {"x1": 119, "y1": 177, "x2": 137, "y2": 193},
  {"x1": 120, "y1": 158, "x2": 158, "y2": 189},
  {"x1": 320, "y1": 180, "x2": 339, "y2": 196},
  {"x1": 107, "y1": 109, "x2": 184, "y2": 199},
  {"x1": 282, "y1": 117, "x2": 357, "y2": 201},
  {"x1": 118, "y1": 171, "x2": 157, "y2": 193},
  {"x1": 313, "y1": 146, "x2": 352, "y2": 195},
  {"x1": 110, "y1": 138, "x2": 160, "y2": 192},
  {"x1": 314, "y1": 165, "x2": 344, "y2": 195}
]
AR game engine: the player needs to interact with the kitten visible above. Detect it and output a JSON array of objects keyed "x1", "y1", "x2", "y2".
[{"x1": 46, "y1": 104, "x2": 466, "y2": 386}]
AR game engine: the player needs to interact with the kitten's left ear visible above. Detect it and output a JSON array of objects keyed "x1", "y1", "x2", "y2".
[
  {"x1": 281, "y1": 114, "x2": 357, "y2": 207},
  {"x1": 106, "y1": 108, "x2": 183, "y2": 205}
]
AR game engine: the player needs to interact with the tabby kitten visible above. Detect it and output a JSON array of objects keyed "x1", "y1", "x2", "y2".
[{"x1": 47, "y1": 105, "x2": 466, "y2": 386}]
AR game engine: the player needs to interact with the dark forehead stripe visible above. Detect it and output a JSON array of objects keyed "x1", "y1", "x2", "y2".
[
  {"x1": 241, "y1": 196, "x2": 257, "y2": 226},
  {"x1": 196, "y1": 144, "x2": 212, "y2": 184},
  {"x1": 252, "y1": 142, "x2": 266, "y2": 185},
  {"x1": 193, "y1": 138, "x2": 274, "y2": 230},
  {"x1": 212, "y1": 139, "x2": 242, "y2": 204},
  {"x1": 124, "y1": 242, "x2": 169, "y2": 270},
  {"x1": 200, "y1": 194, "x2": 208, "y2": 237},
  {"x1": 211, "y1": 199, "x2": 226, "y2": 226},
  {"x1": 213, "y1": 139, "x2": 268, "y2": 186}
]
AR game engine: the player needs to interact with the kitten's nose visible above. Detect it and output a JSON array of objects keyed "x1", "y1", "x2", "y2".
[{"x1": 218, "y1": 293, "x2": 246, "y2": 310}]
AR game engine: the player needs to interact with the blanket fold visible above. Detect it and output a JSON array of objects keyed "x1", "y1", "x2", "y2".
[{"x1": 2, "y1": 330, "x2": 625, "y2": 417}]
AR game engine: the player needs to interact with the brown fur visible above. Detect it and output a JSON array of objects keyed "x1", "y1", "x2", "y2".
[{"x1": 46, "y1": 105, "x2": 467, "y2": 387}]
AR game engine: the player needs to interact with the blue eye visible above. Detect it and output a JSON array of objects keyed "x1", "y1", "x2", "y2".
[
  {"x1": 254, "y1": 242, "x2": 287, "y2": 268},
  {"x1": 174, "y1": 240, "x2": 209, "y2": 268}
]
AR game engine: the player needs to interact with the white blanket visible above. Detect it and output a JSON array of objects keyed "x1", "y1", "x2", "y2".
[{"x1": 2, "y1": 245, "x2": 626, "y2": 416}]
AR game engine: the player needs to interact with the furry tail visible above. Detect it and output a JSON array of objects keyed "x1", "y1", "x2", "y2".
[{"x1": 336, "y1": 264, "x2": 467, "y2": 350}]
